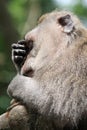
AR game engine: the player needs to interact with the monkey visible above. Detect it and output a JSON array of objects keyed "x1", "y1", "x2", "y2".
[{"x1": 7, "y1": 10, "x2": 87, "y2": 130}]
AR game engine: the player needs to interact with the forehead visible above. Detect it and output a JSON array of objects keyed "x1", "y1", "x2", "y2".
[
  {"x1": 38, "y1": 11, "x2": 73, "y2": 24},
  {"x1": 38, "y1": 10, "x2": 81, "y2": 28}
]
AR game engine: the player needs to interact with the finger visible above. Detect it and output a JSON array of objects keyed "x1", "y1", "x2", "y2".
[
  {"x1": 14, "y1": 56, "x2": 24, "y2": 63},
  {"x1": 13, "y1": 49, "x2": 26, "y2": 56},
  {"x1": 11, "y1": 44, "x2": 26, "y2": 49},
  {"x1": 17, "y1": 40, "x2": 26, "y2": 45}
]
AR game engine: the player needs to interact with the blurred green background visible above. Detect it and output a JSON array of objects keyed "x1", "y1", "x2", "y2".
[{"x1": 0, "y1": 0, "x2": 87, "y2": 115}]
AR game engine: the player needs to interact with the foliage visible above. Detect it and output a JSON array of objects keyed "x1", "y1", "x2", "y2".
[{"x1": 72, "y1": 0, "x2": 87, "y2": 18}]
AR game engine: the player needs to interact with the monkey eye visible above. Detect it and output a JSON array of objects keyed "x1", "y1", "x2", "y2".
[
  {"x1": 58, "y1": 14, "x2": 71, "y2": 26},
  {"x1": 58, "y1": 14, "x2": 74, "y2": 33}
]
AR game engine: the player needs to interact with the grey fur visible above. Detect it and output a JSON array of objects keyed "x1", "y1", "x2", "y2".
[{"x1": 7, "y1": 11, "x2": 87, "y2": 128}]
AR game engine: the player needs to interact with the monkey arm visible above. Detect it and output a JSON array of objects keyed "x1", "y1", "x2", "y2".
[{"x1": 0, "y1": 105, "x2": 29, "y2": 130}]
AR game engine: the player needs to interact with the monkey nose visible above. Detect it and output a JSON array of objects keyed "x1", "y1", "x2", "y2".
[
  {"x1": 25, "y1": 27, "x2": 38, "y2": 41},
  {"x1": 25, "y1": 32, "x2": 30, "y2": 40},
  {"x1": 26, "y1": 40, "x2": 34, "y2": 51},
  {"x1": 25, "y1": 32, "x2": 35, "y2": 50}
]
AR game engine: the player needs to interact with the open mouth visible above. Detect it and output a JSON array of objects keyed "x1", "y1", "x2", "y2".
[{"x1": 23, "y1": 68, "x2": 34, "y2": 77}]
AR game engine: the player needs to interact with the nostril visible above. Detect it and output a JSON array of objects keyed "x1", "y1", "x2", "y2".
[
  {"x1": 25, "y1": 40, "x2": 34, "y2": 53},
  {"x1": 28, "y1": 40, "x2": 34, "y2": 50}
]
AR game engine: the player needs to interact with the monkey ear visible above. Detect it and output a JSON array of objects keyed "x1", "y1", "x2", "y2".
[{"x1": 58, "y1": 14, "x2": 74, "y2": 33}]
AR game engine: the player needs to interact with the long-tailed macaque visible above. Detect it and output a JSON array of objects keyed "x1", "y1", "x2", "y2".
[{"x1": 7, "y1": 11, "x2": 87, "y2": 130}]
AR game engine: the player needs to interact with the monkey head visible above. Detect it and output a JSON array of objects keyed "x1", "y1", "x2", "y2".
[
  {"x1": 20, "y1": 11, "x2": 87, "y2": 77},
  {"x1": 9, "y1": 11, "x2": 87, "y2": 128}
]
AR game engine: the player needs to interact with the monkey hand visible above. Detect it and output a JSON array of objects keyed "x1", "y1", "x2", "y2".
[
  {"x1": 7, "y1": 99, "x2": 21, "y2": 111},
  {"x1": 12, "y1": 40, "x2": 30, "y2": 71}
]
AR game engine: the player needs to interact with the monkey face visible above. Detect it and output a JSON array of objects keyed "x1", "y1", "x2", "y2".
[
  {"x1": 21, "y1": 11, "x2": 87, "y2": 77},
  {"x1": 24, "y1": 11, "x2": 83, "y2": 56}
]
